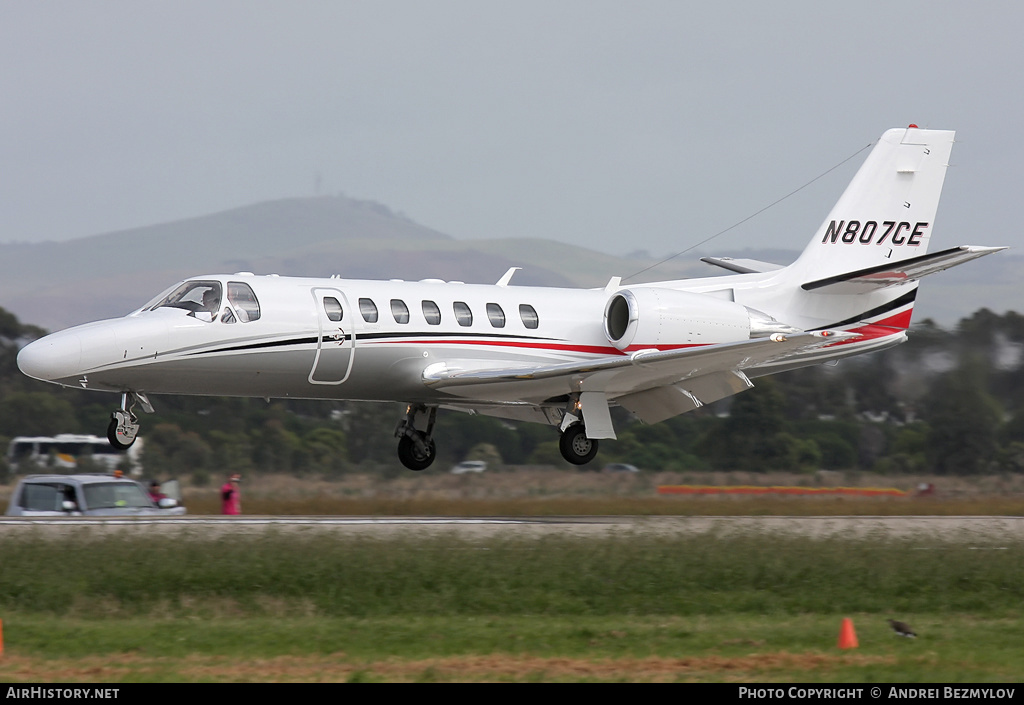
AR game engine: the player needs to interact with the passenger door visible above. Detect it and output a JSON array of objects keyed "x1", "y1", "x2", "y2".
[{"x1": 309, "y1": 288, "x2": 355, "y2": 385}]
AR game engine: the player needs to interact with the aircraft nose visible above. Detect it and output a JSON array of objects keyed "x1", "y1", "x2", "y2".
[{"x1": 17, "y1": 332, "x2": 83, "y2": 382}]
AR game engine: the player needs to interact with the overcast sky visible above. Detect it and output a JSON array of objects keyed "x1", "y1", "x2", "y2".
[{"x1": 1, "y1": 1, "x2": 1020, "y2": 259}]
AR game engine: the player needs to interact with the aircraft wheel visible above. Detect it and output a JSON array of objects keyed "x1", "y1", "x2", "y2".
[
  {"x1": 107, "y1": 413, "x2": 138, "y2": 450},
  {"x1": 559, "y1": 424, "x2": 599, "y2": 465},
  {"x1": 397, "y1": 432, "x2": 436, "y2": 471}
]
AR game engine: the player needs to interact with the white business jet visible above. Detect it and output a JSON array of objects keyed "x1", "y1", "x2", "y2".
[{"x1": 17, "y1": 127, "x2": 1005, "y2": 470}]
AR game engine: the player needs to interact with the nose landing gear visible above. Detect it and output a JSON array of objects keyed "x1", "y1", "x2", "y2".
[
  {"x1": 107, "y1": 392, "x2": 152, "y2": 450},
  {"x1": 395, "y1": 404, "x2": 438, "y2": 471}
]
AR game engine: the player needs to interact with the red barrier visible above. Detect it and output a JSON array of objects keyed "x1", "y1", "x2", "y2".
[{"x1": 656, "y1": 485, "x2": 908, "y2": 497}]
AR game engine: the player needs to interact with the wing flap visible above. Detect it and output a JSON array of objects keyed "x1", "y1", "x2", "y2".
[{"x1": 616, "y1": 370, "x2": 754, "y2": 424}]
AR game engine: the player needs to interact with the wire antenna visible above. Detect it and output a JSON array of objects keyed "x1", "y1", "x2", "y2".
[{"x1": 622, "y1": 140, "x2": 875, "y2": 283}]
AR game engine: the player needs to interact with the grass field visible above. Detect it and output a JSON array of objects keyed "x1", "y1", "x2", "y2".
[
  {"x1": 2, "y1": 614, "x2": 1021, "y2": 682},
  {"x1": 1, "y1": 528, "x2": 1022, "y2": 682}
]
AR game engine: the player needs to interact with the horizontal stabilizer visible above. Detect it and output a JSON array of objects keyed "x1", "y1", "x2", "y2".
[
  {"x1": 801, "y1": 246, "x2": 1007, "y2": 294},
  {"x1": 700, "y1": 256, "x2": 785, "y2": 274}
]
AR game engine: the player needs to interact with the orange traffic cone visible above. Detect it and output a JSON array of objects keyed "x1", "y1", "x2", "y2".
[{"x1": 838, "y1": 617, "x2": 858, "y2": 649}]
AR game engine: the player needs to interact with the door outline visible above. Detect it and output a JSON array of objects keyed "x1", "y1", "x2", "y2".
[{"x1": 309, "y1": 287, "x2": 355, "y2": 385}]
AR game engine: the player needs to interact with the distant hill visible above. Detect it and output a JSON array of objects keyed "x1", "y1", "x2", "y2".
[{"x1": 0, "y1": 194, "x2": 1017, "y2": 331}]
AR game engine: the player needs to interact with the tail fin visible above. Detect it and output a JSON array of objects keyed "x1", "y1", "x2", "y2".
[
  {"x1": 789, "y1": 126, "x2": 955, "y2": 283},
  {"x1": 766, "y1": 127, "x2": 1003, "y2": 335}
]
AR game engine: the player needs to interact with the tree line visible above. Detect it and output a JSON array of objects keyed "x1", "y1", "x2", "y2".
[{"x1": 2, "y1": 305, "x2": 1022, "y2": 479}]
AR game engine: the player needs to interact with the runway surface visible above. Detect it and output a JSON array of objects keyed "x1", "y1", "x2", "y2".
[{"x1": 1, "y1": 515, "x2": 1022, "y2": 541}]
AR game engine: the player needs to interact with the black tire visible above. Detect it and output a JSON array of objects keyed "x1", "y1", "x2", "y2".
[
  {"x1": 559, "y1": 424, "x2": 599, "y2": 465},
  {"x1": 397, "y1": 433, "x2": 436, "y2": 471},
  {"x1": 107, "y1": 417, "x2": 136, "y2": 450}
]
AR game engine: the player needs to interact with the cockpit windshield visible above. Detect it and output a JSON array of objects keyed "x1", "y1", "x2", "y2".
[
  {"x1": 149, "y1": 280, "x2": 222, "y2": 319},
  {"x1": 146, "y1": 279, "x2": 261, "y2": 324}
]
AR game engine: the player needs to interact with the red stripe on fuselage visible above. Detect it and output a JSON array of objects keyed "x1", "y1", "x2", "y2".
[
  {"x1": 872, "y1": 307, "x2": 914, "y2": 331},
  {"x1": 827, "y1": 306, "x2": 915, "y2": 346},
  {"x1": 370, "y1": 338, "x2": 626, "y2": 356},
  {"x1": 366, "y1": 338, "x2": 708, "y2": 356}
]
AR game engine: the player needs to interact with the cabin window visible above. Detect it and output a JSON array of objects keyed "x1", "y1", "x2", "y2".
[
  {"x1": 391, "y1": 299, "x2": 410, "y2": 324},
  {"x1": 486, "y1": 303, "x2": 505, "y2": 328},
  {"x1": 227, "y1": 282, "x2": 261, "y2": 322},
  {"x1": 453, "y1": 301, "x2": 473, "y2": 327},
  {"x1": 323, "y1": 297, "x2": 343, "y2": 322},
  {"x1": 519, "y1": 304, "x2": 539, "y2": 329},
  {"x1": 422, "y1": 300, "x2": 441, "y2": 325},
  {"x1": 359, "y1": 298, "x2": 378, "y2": 323}
]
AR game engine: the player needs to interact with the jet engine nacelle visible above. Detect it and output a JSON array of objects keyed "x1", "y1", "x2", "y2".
[{"x1": 604, "y1": 287, "x2": 762, "y2": 351}]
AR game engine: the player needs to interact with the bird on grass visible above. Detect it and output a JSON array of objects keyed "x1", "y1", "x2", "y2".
[{"x1": 888, "y1": 619, "x2": 917, "y2": 638}]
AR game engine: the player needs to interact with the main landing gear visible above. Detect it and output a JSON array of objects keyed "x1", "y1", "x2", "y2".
[
  {"x1": 395, "y1": 404, "x2": 438, "y2": 471},
  {"x1": 390, "y1": 401, "x2": 601, "y2": 471},
  {"x1": 559, "y1": 422, "x2": 599, "y2": 465},
  {"x1": 107, "y1": 392, "x2": 152, "y2": 450}
]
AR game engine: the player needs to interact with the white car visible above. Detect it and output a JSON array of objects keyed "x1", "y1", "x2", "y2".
[
  {"x1": 6, "y1": 474, "x2": 185, "y2": 516},
  {"x1": 450, "y1": 461, "x2": 487, "y2": 474}
]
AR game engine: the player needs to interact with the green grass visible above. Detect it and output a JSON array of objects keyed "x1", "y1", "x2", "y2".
[
  {"x1": 1, "y1": 531, "x2": 1022, "y2": 681},
  {"x1": 2, "y1": 614, "x2": 1022, "y2": 682},
  {"x1": 1, "y1": 532, "x2": 1022, "y2": 617}
]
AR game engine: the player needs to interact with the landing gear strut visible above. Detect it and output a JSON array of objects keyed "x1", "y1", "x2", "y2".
[
  {"x1": 395, "y1": 404, "x2": 438, "y2": 471},
  {"x1": 559, "y1": 422, "x2": 599, "y2": 465},
  {"x1": 107, "y1": 392, "x2": 152, "y2": 450}
]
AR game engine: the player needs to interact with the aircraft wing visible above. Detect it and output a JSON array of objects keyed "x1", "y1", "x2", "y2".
[
  {"x1": 801, "y1": 245, "x2": 1006, "y2": 294},
  {"x1": 423, "y1": 330, "x2": 856, "y2": 428}
]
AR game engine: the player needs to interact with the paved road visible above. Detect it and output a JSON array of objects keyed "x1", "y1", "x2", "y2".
[{"x1": 1, "y1": 515, "x2": 1022, "y2": 541}]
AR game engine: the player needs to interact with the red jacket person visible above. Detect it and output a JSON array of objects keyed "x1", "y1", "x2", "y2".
[{"x1": 221, "y1": 474, "x2": 241, "y2": 515}]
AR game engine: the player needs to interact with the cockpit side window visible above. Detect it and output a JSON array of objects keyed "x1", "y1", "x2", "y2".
[
  {"x1": 150, "y1": 281, "x2": 223, "y2": 321},
  {"x1": 227, "y1": 282, "x2": 261, "y2": 322}
]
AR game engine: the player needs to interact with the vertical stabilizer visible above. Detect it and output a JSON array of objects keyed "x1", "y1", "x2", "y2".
[{"x1": 788, "y1": 126, "x2": 955, "y2": 283}]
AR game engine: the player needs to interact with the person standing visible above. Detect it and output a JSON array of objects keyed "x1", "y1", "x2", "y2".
[
  {"x1": 221, "y1": 473, "x2": 241, "y2": 515},
  {"x1": 149, "y1": 480, "x2": 166, "y2": 503}
]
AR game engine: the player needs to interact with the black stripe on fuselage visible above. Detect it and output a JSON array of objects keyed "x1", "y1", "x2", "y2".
[
  {"x1": 193, "y1": 331, "x2": 563, "y2": 357},
  {"x1": 197, "y1": 336, "x2": 320, "y2": 356},
  {"x1": 812, "y1": 288, "x2": 918, "y2": 330},
  {"x1": 357, "y1": 331, "x2": 561, "y2": 342}
]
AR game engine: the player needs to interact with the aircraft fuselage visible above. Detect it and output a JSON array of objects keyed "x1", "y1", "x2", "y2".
[{"x1": 19, "y1": 274, "x2": 617, "y2": 405}]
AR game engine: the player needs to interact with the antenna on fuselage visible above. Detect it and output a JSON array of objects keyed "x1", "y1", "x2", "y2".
[{"x1": 496, "y1": 267, "x2": 521, "y2": 287}]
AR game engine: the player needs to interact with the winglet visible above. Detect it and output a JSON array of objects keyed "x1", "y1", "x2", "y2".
[{"x1": 496, "y1": 267, "x2": 521, "y2": 287}]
